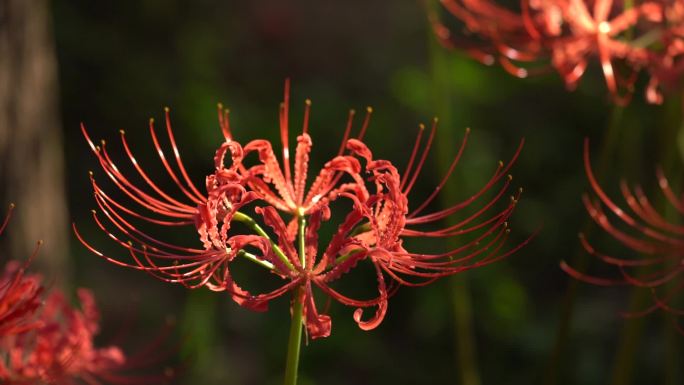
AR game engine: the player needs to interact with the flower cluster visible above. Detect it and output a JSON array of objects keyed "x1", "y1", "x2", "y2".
[
  {"x1": 562, "y1": 140, "x2": 684, "y2": 330},
  {"x1": 77, "y1": 81, "x2": 528, "y2": 339},
  {"x1": 432, "y1": 0, "x2": 684, "y2": 104},
  {"x1": 0, "y1": 206, "x2": 43, "y2": 340},
  {"x1": 0, "y1": 205, "x2": 172, "y2": 384}
]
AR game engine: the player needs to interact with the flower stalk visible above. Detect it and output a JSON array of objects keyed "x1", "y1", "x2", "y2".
[
  {"x1": 283, "y1": 210, "x2": 307, "y2": 385},
  {"x1": 233, "y1": 210, "x2": 294, "y2": 272}
]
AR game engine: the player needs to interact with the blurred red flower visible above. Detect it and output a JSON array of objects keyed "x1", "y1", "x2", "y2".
[
  {"x1": 432, "y1": 0, "x2": 684, "y2": 104},
  {"x1": 562, "y1": 140, "x2": 684, "y2": 330},
  {"x1": 1, "y1": 206, "x2": 173, "y2": 384},
  {"x1": 78, "y1": 82, "x2": 529, "y2": 338},
  {"x1": 0, "y1": 205, "x2": 43, "y2": 338}
]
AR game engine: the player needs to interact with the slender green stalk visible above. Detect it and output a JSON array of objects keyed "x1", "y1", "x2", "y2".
[
  {"x1": 283, "y1": 287, "x2": 305, "y2": 385},
  {"x1": 282, "y1": 211, "x2": 307, "y2": 385},
  {"x1": 663, "y1": 96, "x2": 684, "y2": 385},
  {"x1": 233, "y1": 211, "x2": 295, "y2": 271},
  {"x1": 544, "y1": 106, "x2": 624, "y2": 385},
  {"x1": 609, "y1": 92, "x2": 683, "y2": 385},
  {"x1": 426, "y1": 2, "x2": 480, "y2": 384},
  {"x1": 450, "y1": 277, "x2": 480, "y2": 385},
  {"x1": 609, "y1": 291, "x2": 648, "y2": 385},
  {"x1": 236, "y1": 249, "x2": 274, "y2": 270}
]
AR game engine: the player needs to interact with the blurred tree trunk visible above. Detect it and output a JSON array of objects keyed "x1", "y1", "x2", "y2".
[{"x1": 0, "y1": 0, "x2": 70, "y2": 282}]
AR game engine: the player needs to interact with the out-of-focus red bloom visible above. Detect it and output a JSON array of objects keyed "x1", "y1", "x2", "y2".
[
  {"x1": 433, "y1": 0, "x2": 684, "y2": 104},
  {"x1": 1, "y1": 206, "x2": 174, "y2": 384},
  {"x1": 0, "y1": 205, "x2": 43, "y2": 338},
  {"x1": 562, "y1": 140, "x2": 684, "y2": 329},
  {"x1": 79, "y1": 82, "x2": 529, "y2": 339},
  {"x1": 1, "y1": 289, "x2": 126, "y2": 384}
]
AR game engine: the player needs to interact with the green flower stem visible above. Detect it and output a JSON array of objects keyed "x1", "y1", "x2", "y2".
[
  {"x1": 426, "y1": 2, "x2": 480, "y2": 384},
  {"x1": 664, "y1": 94, "x2": 684, "y2": 385},
  {"x1": 283, "y1": 211, "x2": 307, "y2": 385},
  {"x1": 349, "y1": 222, "x2": 371, "y2": 237},
  {"x1": 236, "y1": 249, "x2": 274, "y2": 270},
  {"x1": 609, "y1": 290, "x2": 648, "y2": 385},
  {"x1": 611, "y1": 91, "x2": 684, "y2": 385},
  {"x1": 233, "y1": 211, "x2": 295, "y2": 272},
  {"x1": 544, "y1": 105, "x2": 624, "y2": 385},
  {"x1": 335, "y1": 249, "x2": 363, "y2": 265},
  {"x1": 283, "y1": 286, "x2": 305, "y2": 385}
]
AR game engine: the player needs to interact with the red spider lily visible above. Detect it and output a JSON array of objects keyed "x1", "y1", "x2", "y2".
[
  {"x1": 432, "y1": 0, "x2": 684, "y2": 104},
  {"x1": 79, "y1": 82, "x2": 529, "y2": 339},
  {"x1": 237, "y1": 80, "x2": 372, "y2": 224},
  {"x1": 1, "y1": 289, "x2": 125, "y2": 384},
  {"x1": 339, "y1": 123, "x2": 529, "y2": 287},
  {"x1": 562, "y1": 139, "x2": 684, "y2": 329},
  {"x1": 217, "y1": 204, "x2": 393, "y2": 338},
  {"x1": 0, "y1": 205, "x2": 44, "y2": 338},
  {"x1": 1, "y1": 206, "x2": 174, "y2": 384},
  {"x1": 1, "y1": 288, "x2": 174, "y2": 385},
  {"x1": 74, "y1": 109, "x2": 241, "y2": 291}
]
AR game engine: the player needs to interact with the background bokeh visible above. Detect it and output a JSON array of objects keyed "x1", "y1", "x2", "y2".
[{"x1": 1, "y1": 1, "x2": 682, "y2": 384}]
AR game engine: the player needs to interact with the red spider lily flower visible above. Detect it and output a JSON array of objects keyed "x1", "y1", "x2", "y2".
[
  {"x1": 1, "y1": 289, "x2": 126, "y2": 384},
  {"x1": 74, "y1": 108, "x2": 244, "y2": 291},
  {"x1": 561, "y1": 139, "x2": 684, "y2": 329},
  {"x1": 78, "y1": 82, "x2": 529, "y2": 339},
  {"x1": 0, "y1": 205, "x2": 43, "y2": 338},
  {"x1": 237, "y1": 80, "x2": 372, "y2": 237},
  {"x1": 432, "y1": 0, "x2": 684, "y2": 104},
  {"x1": 1, "y1": 288, "x2": 174, "y2": 384},
  {"x1": 339, "y1": 123, "x2": 529, "y2": 287},
  {"x1": 1, "y1": 206, "x2": 174, "y2": 384},
  {"x1": 0, "y1": 260, "x2": 43, "y2": 338}
]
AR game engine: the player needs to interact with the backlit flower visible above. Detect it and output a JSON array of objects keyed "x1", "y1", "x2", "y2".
[
  {"x1": 562, "y1": 140, "x2": 684, "y2": 329},
  {"x1": 75, "y1": 109, "x2": 236, "y2": 290},
  {"x1": 343, "y1": 124, "x2": 528, "y2": 286},
  {"x1": 238, "y1": 80, "x2": 371, "y2": 218},
  {"x1": 433, "y1": 0, "x2": 684, "y2": 104},
  {"x1": 79, "y1": 82, "x2": 529, "y2": 338}
]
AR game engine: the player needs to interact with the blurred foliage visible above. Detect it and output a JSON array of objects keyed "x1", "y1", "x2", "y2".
[{"x1": 48, "y1": 1, "x2": 682, "y2": 384}]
